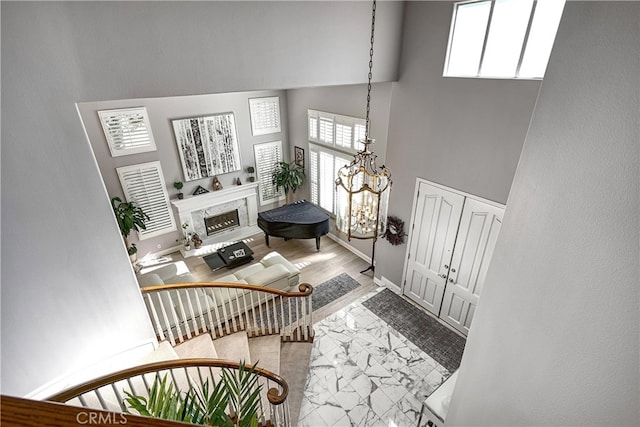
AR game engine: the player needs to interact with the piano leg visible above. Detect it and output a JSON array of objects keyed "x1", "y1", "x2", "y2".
[
  {"x1": 316, "y1": 236, "x2": 321, "y2": 251},
  {"x1": 264, "y1": 233, "x2": 270, "y2": 247}
]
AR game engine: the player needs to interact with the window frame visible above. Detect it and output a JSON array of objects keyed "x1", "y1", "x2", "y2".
[
  {"x1": 443, "y1": 0, "x2": 564, "y2": 80},
  {"x1": 253, "y1": 140, "x2": 285, "y2": 206},
  {"x1": 116, "y1": 161, "x2": 176, "y2": 240},
  {"x1": 98, "y1": 107, "x2": 157, "y2": 157}
]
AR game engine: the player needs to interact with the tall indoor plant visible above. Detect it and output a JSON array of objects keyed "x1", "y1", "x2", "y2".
[
  {"x1": 272, "y1": 161, "x2": 304, "y2": 204},
  {"x1": 111, "y1": 196, "x2": 149, "y2": 258}
]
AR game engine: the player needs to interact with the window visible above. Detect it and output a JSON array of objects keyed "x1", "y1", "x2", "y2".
[
  {"x1": 309, "y1": 145, "x2": 350, "y2": 215},
  {"x1": 254, "y1": 141, "x2": 285, "y2": 206},
  {"x1": 116, "y1": 161, "x2": 176, "y2": 239},
  {"x1": 98, "y1": 107, "x2": 157, "y2": 157},
  {"x1": 249, "y1": 96, "x2": 281, "y2": 136},
  {"x1": 444, "y1": 0, "x2": 565, "y2": 79},
  {"x1": 307, "y1": 110, "x2": 366, "y2": 152},
  {"x1": 307, "y1": 109, "x2": 366, "y2": 216}
]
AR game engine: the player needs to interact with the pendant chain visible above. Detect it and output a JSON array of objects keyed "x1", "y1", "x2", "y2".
[{"x1": 365, "y1": 0, "x2": 376, "y2": 141}]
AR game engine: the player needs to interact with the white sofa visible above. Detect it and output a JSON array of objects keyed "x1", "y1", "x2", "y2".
[{"x1": 137, "y1": 252, "x2": 300, "y2": 333}]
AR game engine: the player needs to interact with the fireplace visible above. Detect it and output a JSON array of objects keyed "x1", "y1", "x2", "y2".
[{"x1": 205, "y1": 210, "x2": 240, "y2": 236}]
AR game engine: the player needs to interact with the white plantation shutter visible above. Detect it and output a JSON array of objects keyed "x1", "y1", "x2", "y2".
[
  {"x1": 310, "y1": 148, "x2": 319, "y2": 205},
  {"x1": 116, "y1": 161, "x2": 176, "y2": 240},
  {"x1": 99, "y1": 107, "x2": 157, "y2": 157},
  {"x1": 319, "y1": 152, "x2": 335, "y2": 213},
  {"x1": 249, "y1": 96, "x2": 281, "y2": 136},
  {"x1": 308, "y1": 110, "x2": 319, "y2": 142},
  {"x1": 335, "y1": 117, "x2": 354, "y2": 149},
  {"x1": 318, "y1": 113, "x2": 334, "y2": 145},
  {"x1": 354, "y1": 120, "x2": 367, "y2": 151},
  {"x1": 254, "y1": 141, "x2": 285, "y2": 206},
  {"x1": 307, "y1": 109, "x2": 366, "y2": 152}
]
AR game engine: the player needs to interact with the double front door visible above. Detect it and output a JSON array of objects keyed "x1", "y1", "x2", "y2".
[{"x1": 403, "y1": 180, "x2": 504, "y2": 335}]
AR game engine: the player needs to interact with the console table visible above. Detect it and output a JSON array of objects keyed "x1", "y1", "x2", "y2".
[{"x1": 202, "y1": 241, "x2": 254, "y2": 270}]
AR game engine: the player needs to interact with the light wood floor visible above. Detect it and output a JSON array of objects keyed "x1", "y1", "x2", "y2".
[{"x1": 178, "y1": 232, "x2": 379, "y2": 321}]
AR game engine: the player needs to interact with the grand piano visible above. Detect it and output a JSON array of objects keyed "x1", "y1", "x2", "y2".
[{"x1": 257, "y1": 200, "x2": 330, "y2": 250}]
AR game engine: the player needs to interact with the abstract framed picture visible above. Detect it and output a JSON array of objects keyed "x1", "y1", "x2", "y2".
[
  {"x1": 295, "y1": 146, "x2": 305, "y2": 168},
  {"x1": 172, "y1": 113, "x2": 241, "y2": 182}
]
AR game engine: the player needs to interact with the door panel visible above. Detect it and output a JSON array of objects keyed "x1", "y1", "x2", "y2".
[
  {"x1": 404, "y1": 182, "x2": 464, "y2": 315},
  {"x1": 441, "y1": 198, "x2": 504, "y2": 335}
]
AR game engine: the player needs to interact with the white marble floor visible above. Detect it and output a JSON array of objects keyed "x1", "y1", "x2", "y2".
[{"x1": 298, "y1": 289, "x2": 452, "y2": 427}]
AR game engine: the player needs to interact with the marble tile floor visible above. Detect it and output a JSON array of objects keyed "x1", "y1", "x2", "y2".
[{"x1": 298, "y1": 289, "x2": 453, "y2": 427}]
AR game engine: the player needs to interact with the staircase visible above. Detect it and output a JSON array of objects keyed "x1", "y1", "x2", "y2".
[{"x1": 47, "y1": 281, "x2": 314, "y2": 426}]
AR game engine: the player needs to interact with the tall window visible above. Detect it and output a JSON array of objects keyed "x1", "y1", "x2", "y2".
[
  {"x1": 444, "y1": 0, "x2": 566, "y2": 79},
  {"x1": 116, "y1": 161, "x2": 176, "y2": 239},
  {"x1": 254, "y1": 141, "x2": 285, "y2": 206},
  {"x1": 307, "y1": 109, "x2": 364, "y2": 215}
]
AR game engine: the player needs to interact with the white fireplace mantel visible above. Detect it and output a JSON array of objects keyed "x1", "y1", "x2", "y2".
[
  {"x1": 171, "y1": 183, "x2": 259, "y2": 219},
  {"x1": 171, "y1": 183, "x2": 260, "y2": 256}
]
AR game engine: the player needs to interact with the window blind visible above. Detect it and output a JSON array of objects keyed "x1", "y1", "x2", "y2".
[
  {"x1": 254, "y1": 141, "x2": 284, "y2": 206},
  {"x1": 99, "y1": 107, "x2": 157, "y2": 157},
  {"x1": 310, "y1": 143, "x2": 351, "y2": 216},
  {"x1": 249, "y1": 96, "x2": 281, "y2": 136},
  {"x1": 308, "y1": 109, "x2": 366, "y2": 152},
  {"x1": 116, "y1": 161, "x2": 176, "y2": 240}
]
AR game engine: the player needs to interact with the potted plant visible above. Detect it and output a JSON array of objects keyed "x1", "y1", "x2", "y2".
[
  {"x1": 272, "y1": 160, "x2": 305, "y2": 204},
  {"x1": 127, "y1": 243, "x2": 138, "y2": 262},
  {"x1": 111, "y1": 197, "x2": 149, "y2": 261},
  {"x1": 177, "y1": 222, "x2": 192, "y2": 250},
  {"x1": 173, "y1": 181, "x2": 184, "y2": 199},
  {"x1": 246, "y1": 166, "x2": 255, "y2": 183}
]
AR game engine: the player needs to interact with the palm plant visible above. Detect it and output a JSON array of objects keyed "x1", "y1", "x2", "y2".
[
  {"x1": 123, "y1": 362, "x2": 263, "y2": 427},
  {"x1": 272, "y1": 161, "x2": 304, "y2": 204},
  {"x1": 111, "y1": 196, "x2": 149, "y2": 251}
]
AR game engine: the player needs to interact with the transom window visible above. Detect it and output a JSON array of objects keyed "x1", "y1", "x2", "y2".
[{"x1": 444, "y1": 0, "x2": 566, "y2": 79}]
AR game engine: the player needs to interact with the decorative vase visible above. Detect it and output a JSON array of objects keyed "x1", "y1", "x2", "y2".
[
  {"x1": 177, "y1": 193, "x2": 184, "y2": 200},
  {"x1": 129, "y1": 253, "x2": 137, "y2": 263}
]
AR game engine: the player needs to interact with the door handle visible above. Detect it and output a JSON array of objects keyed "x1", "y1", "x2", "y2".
[
  {"x1": 448, "y1": 278, "x2": 454, "y2": 283},
  {"x1": 438, "y1": 273, "x2": 447, "y2": 279}
]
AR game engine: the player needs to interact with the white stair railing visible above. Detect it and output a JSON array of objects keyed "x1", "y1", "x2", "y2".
[
  {"x1": 47, "y1": 359, "x2": 291, "y2": 427},
  {"x1": 141, "y1": 282, "x2": 314, "y2": 346}
]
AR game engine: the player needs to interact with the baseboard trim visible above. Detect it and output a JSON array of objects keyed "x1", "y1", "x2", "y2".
[
  {"x1": 327, "y1": 233, "x2": 371, "y2": 264},
  {"x1": 374, "y1": 275, "x2": 401, "y2": 294}
]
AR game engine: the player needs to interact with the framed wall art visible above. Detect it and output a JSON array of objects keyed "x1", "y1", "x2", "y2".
[
  {"x1": 295, "y1": 146, "x2": 305, "y2": 168},
  {"x1": 172, "y1": 113, "x2": 241, "y2": 182}
]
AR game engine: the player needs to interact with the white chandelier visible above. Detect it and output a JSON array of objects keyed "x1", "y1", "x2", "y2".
[{"x1": 335, "y1": 0, "x2": 391, "y2": 273}]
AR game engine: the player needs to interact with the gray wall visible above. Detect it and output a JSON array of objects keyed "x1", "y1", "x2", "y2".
[
  {"x1": 375, "y1": 1, "x2": 541, "y2": 285},
  {"x1": 286, "y1": 83, "x2": 393, "y2": 256},
  {"x1": 78, "y1": 90, "x2": 289, "y2": 256},
  {"x1": 447, "y1": 3, "x2": 640, "y2": 426},
  {"x1": 1, "y1": 1, "x2": 403, "y2": 397}
]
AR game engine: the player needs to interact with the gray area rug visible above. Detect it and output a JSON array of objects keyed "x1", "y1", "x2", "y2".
[
  {"x1": 258, "y1": 273, "x2": 361, "y2": 327},
  {"x1": 312, "y1": 272, "x2": 361, "y2": 310},
  {"x1": 362, "y1": 289, "x2": 466, "y2": 372}
]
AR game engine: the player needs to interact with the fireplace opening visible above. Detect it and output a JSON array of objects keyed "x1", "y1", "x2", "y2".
[{"x1": 204, "y1": 210, "x2": 240, "y2": 236}]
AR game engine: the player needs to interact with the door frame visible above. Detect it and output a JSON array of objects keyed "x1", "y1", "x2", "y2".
[{"x1": 400, "y1": 178, "x2": 505, "y2": 296}]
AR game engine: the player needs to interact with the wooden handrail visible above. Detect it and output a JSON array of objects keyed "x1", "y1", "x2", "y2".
[
  {"x1": 1, "y1": 395, "x2": 195, "y2": 426},
  {"x1": 47, "y1": 358, "x2": 289, "y2": 406},
  {"x1": 140, "y1": 281, "x2": 313, "y2": 297}
]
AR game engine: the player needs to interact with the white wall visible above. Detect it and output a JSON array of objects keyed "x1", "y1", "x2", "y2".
[
  {"x1": 374, "y1": 1, "x2": 541, "y2": 285},
  {"x1": 1, "y1": 1, "x2": 403, "y2": 397},
  {"x1": 447, "y1": 3, "x2": 640, "y2": 426},
  {"x1": 78, "y1": 90, "x2": 289, "y2": 256}
]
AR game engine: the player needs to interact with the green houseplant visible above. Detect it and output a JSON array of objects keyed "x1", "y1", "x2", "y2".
[
  {"x1": 124, "y1": 362, "x2": 262, "y2": 427},
  {"x1": 173, "y1": 181, "x2": 184, "y2": 199},
  {"x1": 111, "y1": 197, "x2": 149, "y2": 258},
  {"x1": 246, "y1": 166, "x2": 255, "y2": 183},
  {"x1": 272, "y1": 161, "x2": 304, "y2": 204}
]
